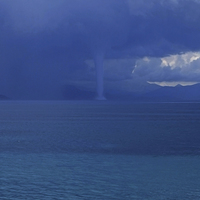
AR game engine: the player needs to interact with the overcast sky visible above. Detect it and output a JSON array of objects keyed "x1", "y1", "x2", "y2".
[{"x1": 0, "y1": 0, "x2": 200, "y2": 99}]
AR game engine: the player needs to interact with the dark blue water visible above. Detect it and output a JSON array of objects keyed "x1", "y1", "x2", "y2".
[{"x1": 1, "y1": 101, "x2": 200, "y2": 199}]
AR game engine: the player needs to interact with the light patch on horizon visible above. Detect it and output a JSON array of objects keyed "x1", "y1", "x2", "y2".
[{"x1": 148, "y1": 81, "x2": 198, "y2": 87}]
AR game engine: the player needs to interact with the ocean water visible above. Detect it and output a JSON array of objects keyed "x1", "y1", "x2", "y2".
[{"x1": 0, "y1": 101, "x2": 200, "y2": 199}]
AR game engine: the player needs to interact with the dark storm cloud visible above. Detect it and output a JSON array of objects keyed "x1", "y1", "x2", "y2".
[
  {"x1": 121, "y1": 0, "x2": 200, "y2": 58},
  {"x1": 3, "y1": 0, "x2": 200, "y2": 58},
  {"x1": 0, "y1": 0, "x2": 200, "y2": 99},
  {"x1": 0, "y1": 0, "x2": 129, "y2": 53}
]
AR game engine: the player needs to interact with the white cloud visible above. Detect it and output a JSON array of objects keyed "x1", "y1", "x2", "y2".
[
  {"x1": 132, "y1": 52, "x2": 200, "y2": 84},
  {"x1": 161, "y1": 52, "x2": 200, "y2": 68}
]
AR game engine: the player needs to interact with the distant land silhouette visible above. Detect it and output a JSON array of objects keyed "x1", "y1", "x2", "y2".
[
  {"x1": 62, "y1": 83, "x2": 200, "y2": 102},
  {"x1": 139, "y1": 83, "x2": 200, "y2": 102},
  {"x1": 62, "y1": 85, "x2": 95, "y2": 100},
  {"x1": 1, "y1": 83, "x2": 200, "y2": 101},
  {"x1": 0, "y1": 94, "x2": 10, "y2": 100}
]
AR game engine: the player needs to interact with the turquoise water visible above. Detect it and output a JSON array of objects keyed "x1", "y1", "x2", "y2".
[
  {"x1": 0, "y1": 101, "x2": 200, "y2": 199},
  {"x1": 1, "y1": 153, "x2": 200, "y2": 199}
]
